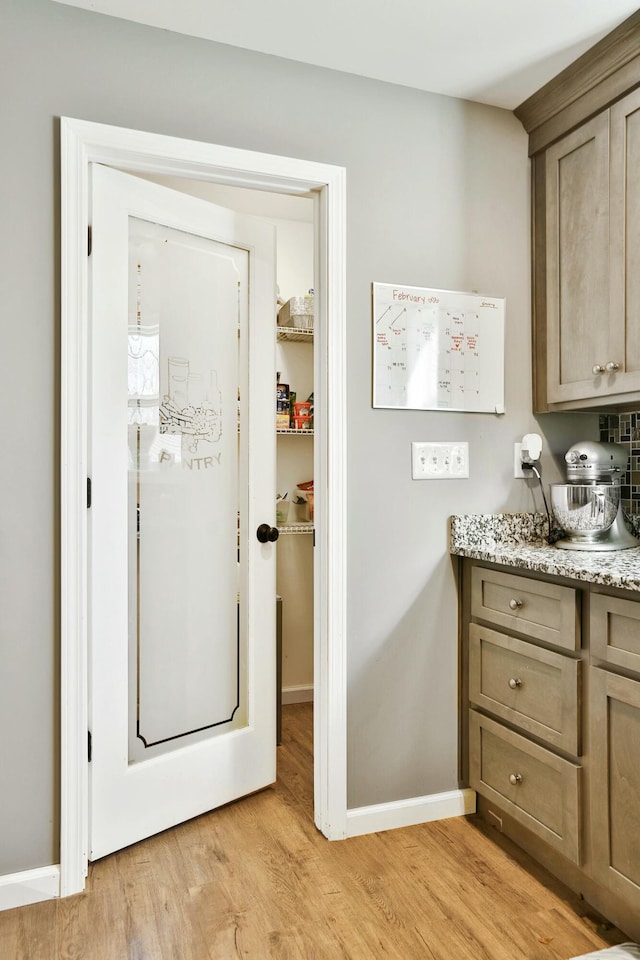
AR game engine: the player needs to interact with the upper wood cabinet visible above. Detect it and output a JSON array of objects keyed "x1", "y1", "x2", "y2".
[
  {"x1": 544, "y1": 92, "x2": 640, "y2": 407},
  {"x1": 610, "y1": 90, "x2": 640, "y2": 390},
  {"x1": 544, "y1": 113, "x2": 609, "y2": 405},
  {"x1": 516, "y1": 11, "x2": 640, "y2": 412}
]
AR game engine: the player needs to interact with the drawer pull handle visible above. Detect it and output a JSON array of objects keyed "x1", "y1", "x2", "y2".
[
  {"x1": 509, "y1": 598, "x2": 523, "y2": 610},
  {"x1": 508, "y1": 677, "x2": 522, "y2": 689},
  {"x1": 509, "y1": 773, "x2": 523, "y2": 786}
]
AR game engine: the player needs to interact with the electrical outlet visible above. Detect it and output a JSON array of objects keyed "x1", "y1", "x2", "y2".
[
  {"x1": 412, "y1": 442, "x2": 469, "y2": 479},
  {"x1": 514, "y1": 442, "x2": 526, "y2": 478}
]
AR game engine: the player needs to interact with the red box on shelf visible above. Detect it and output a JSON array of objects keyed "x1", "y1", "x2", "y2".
[
  {"x1": 292, "y1": 415, "x2": 312, "y2": 431},
  {"x1": 292, "y1": 401, "x2": 312, "y2": 418}
]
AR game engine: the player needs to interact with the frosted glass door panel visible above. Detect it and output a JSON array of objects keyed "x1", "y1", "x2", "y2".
[{"x1": 127, "y1": 217, "x2": 247, "y2": 759}]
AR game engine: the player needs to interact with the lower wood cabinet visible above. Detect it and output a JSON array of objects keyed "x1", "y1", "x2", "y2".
[
  {"x1": 463, "y1": 561, "x2": 640, "y2": 940},
  {"x1": 590, "y1": 666, "x2": 640, "y2": 905}
]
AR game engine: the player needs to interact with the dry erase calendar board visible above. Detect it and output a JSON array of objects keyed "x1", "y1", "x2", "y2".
[{"x1": 372, "y1": 282, "x2": 505, "y2": 413}]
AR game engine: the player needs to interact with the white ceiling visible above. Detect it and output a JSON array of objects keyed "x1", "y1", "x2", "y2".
[{"x1": 52, "y1": 0, "x2": 639, "y2": 109}]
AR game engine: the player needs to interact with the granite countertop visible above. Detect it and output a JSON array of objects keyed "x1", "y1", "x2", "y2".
[{"x1": 449, "y1": 512, "x2": 640, "y2": 592}]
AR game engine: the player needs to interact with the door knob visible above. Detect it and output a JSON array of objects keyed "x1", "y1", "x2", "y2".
[
  {"x1": 605, "y1": 361, "x2": 620, "y2": 373},
  {"x1": 592, "y1": 364, "x2": 605, "y2": 375},
  {"x1": 509, "y1": 773, "x2": 523, "y2": 786},
  {"x1": 509, "y1": 598, "x2": 523, "y2": 610},
  {"x1": 256, "y1": 523, "x2": 279, "y2": 543}
]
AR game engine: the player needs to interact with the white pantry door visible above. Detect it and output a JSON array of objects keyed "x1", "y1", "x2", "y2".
[{"x1": 89, "y1": 164, "x2": 277, "y2": 860}]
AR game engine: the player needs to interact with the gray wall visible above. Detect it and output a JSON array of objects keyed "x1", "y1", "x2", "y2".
[{"x1": 0, "y1": 0, "x2": 597, "y2": 873}]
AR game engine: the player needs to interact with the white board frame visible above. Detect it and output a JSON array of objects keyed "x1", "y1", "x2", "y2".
[{"x1": 372, "y1": 282, "x2": 505, "y2": 413}]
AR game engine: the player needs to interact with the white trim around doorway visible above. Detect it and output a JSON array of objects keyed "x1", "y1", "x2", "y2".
[{"x1": 60, "y1": 117, "x2": 348, "y2": 897}]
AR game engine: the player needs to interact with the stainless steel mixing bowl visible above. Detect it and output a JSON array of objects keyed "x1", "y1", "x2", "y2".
[{"x1": 550, "y1": 483, "x2": 620, "y2": 543}]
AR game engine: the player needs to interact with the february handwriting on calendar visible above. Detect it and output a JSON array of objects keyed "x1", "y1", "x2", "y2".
[{"x1": 392, "y1": 288, "x2": 440, "y2": 305}]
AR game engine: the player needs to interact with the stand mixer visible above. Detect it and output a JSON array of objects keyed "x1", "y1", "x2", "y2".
[{"x1": 550, "y1": 441, "x2": 639, "y2": 551}]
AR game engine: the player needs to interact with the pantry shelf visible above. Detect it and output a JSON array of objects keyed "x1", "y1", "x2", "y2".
[
  {"x1": 276, "y1": 327, "x2": 314, "y2": 343},
  {"x1": 276, "y1": 428, "x2": 314, "y2": 435},
  {"x1": 277, "y1": 523, "x2": 314, "y2": 535}
]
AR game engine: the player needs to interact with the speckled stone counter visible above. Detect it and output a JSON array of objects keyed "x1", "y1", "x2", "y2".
[{"x1": 449, "y1": 512, "x2": 640, "y2": 593}]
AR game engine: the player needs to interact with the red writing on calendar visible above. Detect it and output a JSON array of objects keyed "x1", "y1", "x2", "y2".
[{"x1": 392, "y1": 288, "x2": 426, "y2": 305}]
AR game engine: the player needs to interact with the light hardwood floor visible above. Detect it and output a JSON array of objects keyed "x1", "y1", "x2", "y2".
[{"x1": 0, "y1": 704, "x2": 627, "y2": 959}]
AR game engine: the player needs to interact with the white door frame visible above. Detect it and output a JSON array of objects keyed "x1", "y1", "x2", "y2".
[{"x1": 60, "y1": 117, "x2": 347, "y2": 897}]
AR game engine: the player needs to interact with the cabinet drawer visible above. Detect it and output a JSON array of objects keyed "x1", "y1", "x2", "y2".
[
  {"x1": 469, "y1": 711, "x2": 581, "y2": 864},
  {"x1": 591, "y1": 593, "x2": 640, "y2": 676},
  {"x1": 469, "y1": 624, "x2": 581, "y2": 755},
  {"x1": 471, "y1": 566, "x2": 579, "y2": 650}
]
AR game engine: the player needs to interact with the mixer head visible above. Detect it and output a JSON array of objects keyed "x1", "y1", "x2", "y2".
[{"x1": 564, "y1": 440, "x2": 628, "y2": 484}]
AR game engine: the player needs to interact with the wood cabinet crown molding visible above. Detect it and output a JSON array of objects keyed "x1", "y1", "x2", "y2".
[{"x1": 515, "y1": 9, "x2": 640, "y2": 156}]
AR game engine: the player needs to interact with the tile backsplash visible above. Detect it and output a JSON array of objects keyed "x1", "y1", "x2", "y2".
[{"x1": 599, "y1": 413, "x2": 640, "y2": 515}]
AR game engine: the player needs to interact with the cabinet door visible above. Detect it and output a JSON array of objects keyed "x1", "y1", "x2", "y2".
[
  {"x1": 590, "y1": 667, "x2": 640, "y2": 911},
  {"x1": 545, "y1": 113, "x2": 611, "y2": 404},
  {"x1": 609, "y1": 87, "x2": 640, "y2": 394}
]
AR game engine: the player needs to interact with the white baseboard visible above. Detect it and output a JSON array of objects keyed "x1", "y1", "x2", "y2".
[
  {"x1": 0, "y1": 865, "x2": 60, "y2": 912},
  {"x1": 281, "y1": 684, "x2": 314, "y2": 704},
  {"x1": 346, "y1": 788, "x2": 477, "y2": 838}
]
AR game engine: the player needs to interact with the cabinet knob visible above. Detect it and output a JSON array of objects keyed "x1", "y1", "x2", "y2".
[
  {"x1": 592, "y1": 364, "x2": 605, "y2": 375},
  {"x1": 605, "y1": 361, "x2": 620, "y2": 373},
  {"x1": 509, "y1": 598, "x2": 523, "y2": 610},
  {"x1": 509, "y1": 773, "x2": 523, "y2": 786},
  {"x1": 508, "y1": 677, "x2": 522, "y2": 689}
]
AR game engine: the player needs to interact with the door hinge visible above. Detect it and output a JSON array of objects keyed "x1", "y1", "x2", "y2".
[
  {"x1": 87, "y1": 477, "x2": 92, "y2": 509},
  {"x1": 88, "y1": 730, "x2": 92, "y2": 763},
  {"x1": 87, "y1": 224, "x2": 92, "y2": 257}
]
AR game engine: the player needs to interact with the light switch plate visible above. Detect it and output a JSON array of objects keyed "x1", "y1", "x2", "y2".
[{"x1": 412, "y1": 441, "x2": 469, "y2": 479}]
